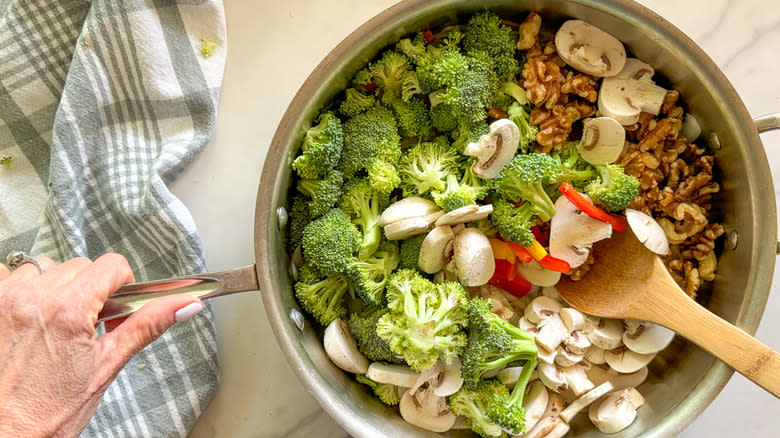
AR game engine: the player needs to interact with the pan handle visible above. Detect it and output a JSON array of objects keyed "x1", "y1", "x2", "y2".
[
  {"x1": 753, "y1": 113, "x2": 780, "y2": 254},
  {"x1": 97, "y1": 265, "x2": 259, "y2": 323}
]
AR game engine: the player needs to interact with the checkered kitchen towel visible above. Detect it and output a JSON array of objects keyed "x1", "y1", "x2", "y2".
[{"x1": 0, "y1": 0, "x2": 225, "y2": 436}]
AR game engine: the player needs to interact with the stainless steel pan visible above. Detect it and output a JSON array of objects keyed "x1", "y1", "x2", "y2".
[{"x1": 98, "y1": 0, "x2": 780, "y2": 436}]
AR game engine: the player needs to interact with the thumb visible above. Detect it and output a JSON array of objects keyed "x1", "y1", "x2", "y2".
[{"x1": 96, "y1": 296, "x2": 204, "y2": 372}]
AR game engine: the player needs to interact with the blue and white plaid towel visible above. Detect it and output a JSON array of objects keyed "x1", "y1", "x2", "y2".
[{"x1": 0, "y1": 0, "x2": 225, "y2": 436}]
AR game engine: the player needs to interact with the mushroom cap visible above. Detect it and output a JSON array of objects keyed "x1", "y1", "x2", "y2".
[
  {"x1": 378, "y1": 196, "x2": 440, "y2": 226},
  {"x1": 524, "y1": 295, "x2": 562, "y2": 325},
  {"x1": 564, "y1": 330, "x2": 592, "y2": 355},
  {"x1": 549, "y1": 195, "x2": 612, "y2": 268},
  {"x1": 598, "y1": 58, "x2": 668, "y2": 125},
  {"x1": 464, "y1": 119, "x2": 520, "y2": 179},
  {"x1": 535, "y1": 313, "x2": 569, "y2": 353},
  {"x1": 605, "y1": 347, "x2": 655, "y2": 373},
  {"x1": 522, "y1": 381, "x2": 550, "y2": 431},
  {"x1": 560, "y1": 308, "x2": 586, "y2": 332},
  {"x1": 559, "y1": 381, "x2": 615, "y2": 423},
  {"x1": 367, "y1": 362, "x2": 420, "y2": 388},
  {"x1": 554, "y1": 20, "x2": 626, "y2": 77},
  {"x1": 588, "y1": 387, "x2": 645, "y2": 434},
  {"x1": 435, "y1": 204, "x2": 493, "y2": 226},
  {"x1": 586, "y1": 318, "x2": 624, "y2": 350},
  {"x1": 622, "y1": 321, "x2": 675, "y2": 354},
  {"x1": 578, "y1": 117, "x2": 626, "y2": 165},
  {"x1": 538, "y1": 361, "x2": 566, "y2": 391},
  {"x1": 399, "y1": 385, "x2": 456, "y2": 433},
  {"x1": 626, "y1": 208, "x2": 670, "y2": 255},
  {"x1": 585, "y1": 363, "x2": 649, "y2": 390},
  {"x1": 452, "y1": 228, "x2": 495, "y2": 286},
  {"x1": 584, "y1": 346, "x2": 607, "y2": 365},
  {"x1": 516, "y1": 259, "x2": 562, "y2": 287},
  {"x1": 562, "y1": 364, "x2": 595, "y2": 396},
  {"x1": 323, "y1": 319, "x2": 369, "y2": 374},
  {"x1": 418, "y1": 225, "x2": 455, "y2": 274},
  {"x1": 555, "y1": 346, "x2": 585, "y2": 367}
]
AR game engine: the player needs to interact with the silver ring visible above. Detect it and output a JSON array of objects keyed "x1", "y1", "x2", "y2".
[{"x1": 6, "y1": 251, "x2": 46, "y2": 273}]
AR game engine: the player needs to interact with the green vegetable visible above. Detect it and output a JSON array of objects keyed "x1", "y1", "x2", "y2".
[
  {"x1": 551, "y1": 141, "x2": 598, "y2": 191},
  {"x1": 451, "y1": 120, "x2": 489, "y2": 154},
  {"x1": 348, "y1": 306, "x2": 405, "y2": 364},
  {"x1": 507, "y1": 102, "x2": 538, "y2": 154},
  {"x1": 286, "y1": 194, "x2": 311, "y2": 253},
  {"x1": 294, "y1": 273, "x2": 350, "y2": 326},
  {"x1": 296, "y1": 169, "x2": 344, "y2": 218},
  {"x1": 398, "y1": 137, "x2": 461, "y2": 197},
  {"x1": 292, "y1": 112, "x2": 344, "y2": 179},
  {"x1": 339, "y1": 88, "x2": 376, "y2": 118},
  {"x1": 490, "y1": 197, "x2": 537, "y2": 247},
  {"x1": 585, "y1": 164, "x2": 641, "y2": 212},
  {"x1": 395, "y1": 34, "x2": 427, "y2": 64},
  {"x1": 370, "y1": 51, "x2": 418, "y2": 104},
  {"x1": 301, "y1": 208, "x2": 361, "y2": 277},
  {"x1": 486, "y1": 358, "x2": 537, "y2": 435},
  {"x1": 398, "y1": 234, "x2": 425, "y2": 271},
  {"x1": 432, "y1": 173, "x2": 480, "y2": 212},
  {"x1": 346, "y1": 241, "x2": 399, "y2": 305},
  {"x1": 430, "y1": 103, "x2": 458, "y2": 132},
  {"x1": 460, "y1": 298, "x2": 538, "y2": 387},
  {"x1": 495, "y1": 153, "x2": 562, "y2": 222},
  {"x1": 0, "y1": 156, "x2": 12, "y2": 168},
  {"x1": 339, "y1": 178, "x2": 389, "y2": 260},
  {"x1": 355, "y1": 374, "x2": 401, "y2": 406},
  {"x1": 339, "y1": 106, "x2": 402, "y2": 194},
  {"x1": 461, "y1": 11, "x2": 519, "y2": 77},
  {"x1": 376, "y1": 269, "x2": 469, "y2": 371},
  {"x1": 449, "y1": 379, "x2": 509, "y2": 438},
  {"x1": 200, "y1": 38, "x2": 217, "y2": 58},
  {"x1": 390, "y1": 96, "x2": 431, "y2": 140}
]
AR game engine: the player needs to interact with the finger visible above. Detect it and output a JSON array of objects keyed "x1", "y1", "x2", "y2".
[
  {"x1": 63, "y1": 253, "x2": 135, "y2": 317},
  {"x1": 6, "y1": 255, "x2": 57, "y2": 282},
  {"x1": 103, "y1": 315, "x2": 128, "y2": 333},
  {"x1": 0, "y1": 263, "x2": 9, "y2": 281},
  {"x1": 95, "y1": 296, "x2": 203, "y2": 373},
  {"x1": 37, "y1": 257, "x2": 92, "y2": 290}
]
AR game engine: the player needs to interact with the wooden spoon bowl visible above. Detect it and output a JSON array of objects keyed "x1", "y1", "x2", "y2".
[{"x1": 556, "y1": 229, "x2": 780, "y2": 397}]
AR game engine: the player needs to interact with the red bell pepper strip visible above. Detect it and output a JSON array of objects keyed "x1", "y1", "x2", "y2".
[
  {"x1": 559, "y1": 182, "x2": 627, "y2": 232},
  {"x1": 505, "y1": 241, "x2": 533, "y2": 263},
  {"x1": 492, "y1": 259, "x2": 517, "y2": 282},
  {"x1": 489, "y1": 272, "x2": 532, "y2": 298},
  {"x1": 537, "y1": 255, "x2": 571, "y2": 274},
  {"x1": 423, "y1": 29, "x2": 435, "y2": 45}
]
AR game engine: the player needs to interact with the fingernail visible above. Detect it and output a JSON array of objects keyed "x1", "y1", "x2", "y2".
[{"x1": 175, "y1": 301, "x2": 203, "y2": 323}]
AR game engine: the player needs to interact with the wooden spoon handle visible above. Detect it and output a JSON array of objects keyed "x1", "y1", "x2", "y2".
[{"x1": 659, "y1": 295, "x2": 780, "y2": 398}]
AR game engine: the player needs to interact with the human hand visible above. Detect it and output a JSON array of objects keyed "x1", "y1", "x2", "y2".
[{"x1": 0, "y1": 254, "x2": 204, "y2": 438}]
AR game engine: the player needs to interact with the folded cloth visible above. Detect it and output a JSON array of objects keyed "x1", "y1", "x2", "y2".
[{"x1": 0, "y1": 0, "x2": 226, "y2": 436}]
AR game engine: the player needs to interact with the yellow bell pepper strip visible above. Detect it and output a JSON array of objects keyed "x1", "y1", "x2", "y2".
[
  {"x1": 489, "y1": 238, "x2": 517, "y2": 265},
  {"x1": 524, "y1": 239, "x2": 548, "y2": 262},
  {"x1": 559, "y1": 182, "x2": 627, "y2": 232}
]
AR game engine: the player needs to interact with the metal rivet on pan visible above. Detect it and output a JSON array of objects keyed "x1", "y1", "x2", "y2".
[
  {"x1": 727, "y1": 229, "x2": 739, "y2": 250},
  {"x1": 276, "y1": 206, "x2": 288, "y2": 230},
  {"x1": 705, "y1": 131, "x2": 721, "y2": 151},
  {"x1": 290, "y1": 308, "x2": 305, "y2": 332}
]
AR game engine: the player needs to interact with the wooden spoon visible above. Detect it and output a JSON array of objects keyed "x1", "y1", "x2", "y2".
[{"x1": 555, "y1": 229, "x2": 780, "y2": 398}]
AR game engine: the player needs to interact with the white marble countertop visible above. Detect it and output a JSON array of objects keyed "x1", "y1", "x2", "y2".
[{"x1": 179, "y1": 0, "x2": 780, "y2": 436}]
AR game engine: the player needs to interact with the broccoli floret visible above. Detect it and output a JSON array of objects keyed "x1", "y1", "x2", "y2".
[
  {"x1": 462, "y1": 11, "x2": 519, "y2": 77},
  {"x1": 487, "y1": 358, "x2": 537, "y2": 435},
  {"x1": 391, "y1": 97, "x2": 431, "y2": 140},
  {"x1": 461, "y1": 298, "x2": 538, "y2": 387},
  {"x1": 370, "y1": 51, "x2": 419, "y2": 104},
  {"x1": 451, "y1": 120, "x2": 489, "y2": 153},
  {"x1": 551, "y1": 141, "x2": 598, "y2": 190},
  {"x1": 346, "y1": 241, "x2": 400, "y2": 305},
  {"x1": 449, "y1": 379, "x2": 509, "y2": 438},
  {"x1": 432, "y1": 173, "x2": 480, "y2": 212},
  {"x1": 291, "y1": 112, "x2": 344, "y2": 179},
  {"x1": 355, "y1": 374, "x2": 401, "y2": 406},
  {"x1": 491, "y1": 197, "x2": 536, "y2": 247},
  {"x1": 507, "y1": 102, "x2": 538, "y2": 154},
  {"x1": 398, "y1": 138, "x2": 461, "y2": 197},
  {"x1": 353, "y1": 67, "x2": 373, "y2": 87},
  {"x1": 418, "y1": 50, "x2": 470, "y2": 92},
  {"x1": 348, "y1": 306, "x2": 405, "y2": 364},
  {"x1": 470, "y1": 217, "x2": 499, "y2": 238},
  {"x1": 495, "y1": 153, "x2": 562, "y2": 222},
  {"x1": 339, "y1": 88, "x2": 375, "y2": 118},
  {"x1": 302, "y1": 208, "x2": 361, "y2": 277},
  {"x1": 438, "y1": 69, "x2": 492, "y2": 126},
  {"x1": 492, "y1": 79, "x2": 527, "y2": 112},
  {"x1": 585, "y1": 164, "x2": 641, "y2": 212},
  {"x1": 398, "y1": 234, "x2": 425, "y2": 271},
  {"x1": 339, "y1": 106, "x2": 402, "y2": 193},
  {"x1": 296, "y1": 170, "x2": 344, "y2": 218},
  {"x1": 376, "y1": 270, "x2": 469, "y2": 371},
  {"x1": 294, "y1": 273, "x2": 350, "y2": 326},
  {"x1": 286, "y1": 194, "x2": 311, "y2": 253},
  {"x1": 396, "y1": 33, "x2": 427, "y2": 64},
  {"x1": 339, "y1": 178, "x2": 389, "y2": 260},
  {"x1": 430, "y1": 103, "x2": 458, "y2": 132},
  {"x1": 297, "y1": 262, "x2": 322, "y2": 285}
]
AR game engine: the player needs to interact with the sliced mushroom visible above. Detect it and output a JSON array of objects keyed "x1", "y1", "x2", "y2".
[
  {"x1": 432, "y1": 358, "x2": 464, "y2": 397},
  {"x1": 598, "y1": 58, "x2": 669, "y2": 125},
  {"x1": 451, "y1": 223, "x2": 467, "y2": 235},
  {"x1": 323, "y1": 319, "x2": 369, "y2": 374},
  {"x1": 436, "y1": 204, "x2": 493, "y2": 226},
  {"x1": 562, "y1": 364, "x2": 595, "y2": 396},
  {"x1": 367, "y1": 362, "x2": 420, "y2": 388},
  {"x1": 516, "y1": 392, "x2": 564, "y2": 438},
  {"x1": 516, "y1": 259, "x2": 561, "y2": 287},
  {"x1": 559, "y1": 381, "x2": 615, "y2": 423},
  {"x1": 464, "y1": 119, "x2": 520, "y2": 179},
  {"x1": 578, "y1": 117, "x2": 626, "y2": 165},
  {"x1": 452, "y1": 228, "x2": 495, "y2": 286},
  {"x1": 585, "y1": 363, "x2": 648, "y2": 391},
  {"x1": 586, "y1": 318, "x2": 624, "y2": 350},
  {"x1": 538, "y1": 362, "x2": 566, "y2": 391},
  {"x1": 582, "y1": 314, "x2": 601, "y2": 334},
  {"x1": 622, "y1": 321, "x2": 675, "y2": 354},
  {"x1": 559, "y1": 308, "x2": 585, "y2": 332},
  {"x1": 518, "y1": 316, "x2": 539, "y2": 334},
  {"x1": 536, "y1": 345, "x2": 558, "y2": 365},
  {"x1": 589, "y1": 387, "x2": 646, "y2": 433},
  {"x1": 549, "y1": 195, "x2": 612, "y2": 268},
  {"x1": 555, "y1": 347, "x2": 584, "y2": 367},
  {"x1": 564, "y1": 330, "x2": 592, "y2": 355},
  {"x1": 535, "y1": 313, "x2": 569, "y2": 352},
  {"x1": 605, "y1": 346, "x2": 655, "y2": 373},
  {"x1": 554, "y1": 20, "x2": 626, "y2": 77},
  {"x1": 626, "y1": 209, "x2": 670, "y2": 255},
  {"x1": 522, "y1": 381, "x2": 550, "y2": 431},
  {"x1": 525, "y1": 296, "x2": 562, "y2": 325},
  {"x1": 399, "y1": 384, "x2": 456, "y2": 432},
  {"x1": 384, "y1": 216, "x2": 435, "y2": 240},
  {"x1": 418, "y1": 225, "x2": 455, "y2": 274},
  {"x1": 378, "y1": 197, "x2": 440, "y2": 226},
  {"x1": 584, "y1": 346, "x2": 607, "y2": 365}
]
